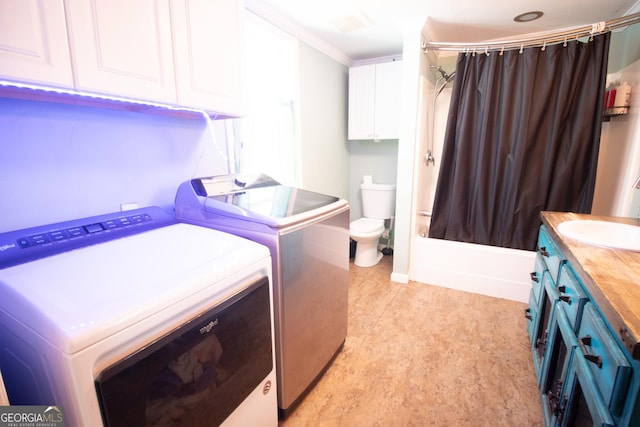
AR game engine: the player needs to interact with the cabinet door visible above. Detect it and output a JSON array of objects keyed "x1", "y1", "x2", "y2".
[
  {"x1": 578, "y1": 303, "x2": 631, "y2": 416},
  {"x1": 0, "y1": 0, "x2": 73, "y2": 88},
  {"x1": 171, "y1": 0, "x2": 246, "y2": 116},
  {"x1": 64, "y1": 0, "x2": 176, "y2": 103},
  {"x1": 373, "y1": 60, "x2": 402, "y2": 140},
  {"x1": 348, "y1": 64, "x2": 375, "y2": 140}
]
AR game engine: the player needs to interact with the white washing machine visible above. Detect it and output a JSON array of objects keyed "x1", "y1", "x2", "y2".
[{"x1": 0, "y1": 207, "x2": 277, "y2": 427}]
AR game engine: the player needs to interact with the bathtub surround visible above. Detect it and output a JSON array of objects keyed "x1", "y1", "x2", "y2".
[{"x1": 429, "y1": 32, "x2": 611, "y2": 251}]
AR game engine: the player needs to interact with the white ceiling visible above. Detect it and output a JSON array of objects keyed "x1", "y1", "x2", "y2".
[{"x1": 246, "y1": 0, "x2": 640, "y2": 63}]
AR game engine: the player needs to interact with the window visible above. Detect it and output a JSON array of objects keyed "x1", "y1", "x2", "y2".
[{"x1": 227, "y1": 12, "x2": 300, "y2": 186}]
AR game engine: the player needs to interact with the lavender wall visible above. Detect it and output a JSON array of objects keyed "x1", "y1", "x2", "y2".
[{"x1": 0, "y1": 97, "x2": 229, "y2": 232}]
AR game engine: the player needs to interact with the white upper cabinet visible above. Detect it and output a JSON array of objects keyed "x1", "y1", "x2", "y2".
[
  {"x1": 0, "y1": 0, "x2": 74, "y2": 88},
  {"x1": 348, "y1": 60, "x2": 402, "y2": 140},
  {"x1": 0, "y1": 0, "x2": 246, "y2": 116},
  {"x1": 348, "y1": 65, "x2": 376, "y2": 140},
  {"x1": 372, "y1": 61, "x2": 402, "y2": 139},
  {"x1": 171, "y1": 0, "x2": 246, "y2": 116},
  {"x1": 64, "y1": 0, "x2": 177, "y2": 104}
]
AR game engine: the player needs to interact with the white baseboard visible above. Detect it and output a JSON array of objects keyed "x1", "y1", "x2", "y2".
[{"x1": 390, "y1": 272, "x2": 409, "y2": 284}]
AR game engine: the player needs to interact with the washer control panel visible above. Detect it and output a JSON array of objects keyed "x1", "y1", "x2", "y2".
[{"x1": 0, "y1": 207, "x2": 175, "y2": 269}]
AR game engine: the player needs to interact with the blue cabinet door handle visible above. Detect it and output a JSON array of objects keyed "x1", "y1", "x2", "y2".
[{"x1": 578, "y1": 335, "x2": 603, "y2": 368}]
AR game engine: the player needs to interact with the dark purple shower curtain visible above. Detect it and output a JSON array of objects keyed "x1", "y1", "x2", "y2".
[{"x1": 428, "y1": 33, "x2": 610, "y2": 251}]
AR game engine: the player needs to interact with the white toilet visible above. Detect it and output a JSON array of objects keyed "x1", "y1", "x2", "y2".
[{"x1": 350, "y1": 180, "x2": 396, "y2": 267}]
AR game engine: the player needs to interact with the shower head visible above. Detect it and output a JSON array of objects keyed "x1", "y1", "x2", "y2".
[
  {"x1": 433, "y1": 68, "x2": 455, "y2": 98},
  {"x1": 430, "y1": 65, "x2": 451, "y2": 81}
]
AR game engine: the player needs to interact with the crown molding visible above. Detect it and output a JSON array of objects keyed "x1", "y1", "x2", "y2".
[{"x1": 244, "y1": 0, "x2": 353, "y2": 67}]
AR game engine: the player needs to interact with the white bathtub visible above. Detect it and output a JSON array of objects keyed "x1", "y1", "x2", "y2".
[
  {"x1": 409, "y1": 235, "x2": 535, "y2": 303},
  {"x1": 409, "y1": 81, "x2": 534, "y2": 303}
]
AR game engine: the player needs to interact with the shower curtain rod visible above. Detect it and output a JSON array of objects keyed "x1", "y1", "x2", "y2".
[{"x1": 423, "y1": 12, "x2": 640, "y2": 53}]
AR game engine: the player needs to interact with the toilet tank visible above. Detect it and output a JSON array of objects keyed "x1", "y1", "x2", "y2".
[{"x1": 361, "y1": 183, "x2": 396, "y2": 219}]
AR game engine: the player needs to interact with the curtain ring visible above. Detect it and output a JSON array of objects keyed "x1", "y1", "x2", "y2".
[
  {"x1": 485, "y1": 47, "x2": 489, "y2": 56},
  {"x1": 541, "y1": 41, "x2": 546, "y2": 51},
  {"x1": 519, "y1": 44, "x2": 524, "y2": 54},
  {"x1": 499, "y1": 46, "x2": 504, "y2": 56},
  {"x1": 472, "y1": 47, "x2": 476, "y2": 57},
  {"x1": 563, "y1": 37, "x2": 568, "y2": 47}
]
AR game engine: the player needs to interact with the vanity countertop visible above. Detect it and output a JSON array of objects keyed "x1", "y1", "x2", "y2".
[{"x1": 541, "y1": 211, "x2": 640, "y2": 360}]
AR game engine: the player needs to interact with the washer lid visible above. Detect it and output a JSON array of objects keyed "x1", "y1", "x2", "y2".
[
  {"x1": 206, "y1": 185, "x2": 339, "y2": 216},
  {"x1": 0, "y1": 224, "x2": 270, "y2": 354},
  {"x1": 192, "y1": 175, "x2": 347, "y2": 228}
]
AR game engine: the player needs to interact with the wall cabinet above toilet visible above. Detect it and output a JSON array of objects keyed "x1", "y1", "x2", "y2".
[{"x1": 348, "y1": 60, "x2": 402, "y2": 141}]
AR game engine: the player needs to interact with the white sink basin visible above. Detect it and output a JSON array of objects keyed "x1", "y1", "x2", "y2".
[{"x1": 557, "y1": 220, "x2": 640, "y2": 251}]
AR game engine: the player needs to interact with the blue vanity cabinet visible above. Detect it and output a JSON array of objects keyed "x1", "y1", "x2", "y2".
[
  {"x1": 531, "y1": 253, "x2": 546, "y2": 305},
  {"x1": 555, "y1": 265, "x2": 589, "y2": 332},
  {"x1": 576, "y1": 303, "x2": 632, "y2": 417},
  {"x1": 526, "y1": 254, "x2": 546, "y2": 347},
  {"x1": 536, "y1": 225, "x2": 566, "y2": 283},
  {"x1": 528, "y1": 224, "x2": 639, "y2": 426},
  {"x1": 526, "y1": 290, "x2": 539, "y2": 347},
  {"x1": 539, "y1": 301, "x2": 579, "y2": 425},
  {"x1": 531, "y1": 270, "x2": 557, "y2": 382},
  {"x1": 560, "y1": 352, "x2": 617, "y2": 426},
  {"x1": 528, "y1": 226, "x2": 567, "y2": 380}
]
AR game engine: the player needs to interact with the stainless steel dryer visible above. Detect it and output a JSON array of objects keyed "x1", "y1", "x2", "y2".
[{"x1": 175, "y1": 174, "x2": 349, "y2": 414}]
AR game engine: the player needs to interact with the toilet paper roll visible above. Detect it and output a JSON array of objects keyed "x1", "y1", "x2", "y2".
[{"x1": 363, "y1": 175, "x2": 373, "y2": 185}]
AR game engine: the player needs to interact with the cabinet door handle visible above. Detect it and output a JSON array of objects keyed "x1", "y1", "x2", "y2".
[
  {"x1": 559, "y1": 295, "x2": 571, "y2": 304},
  {"x1": 557, "y1": 286, "x2": 572, "y2": 304},
  {"x1": 524, "y1": 308, "x2": 532, "y2": 321},
  {"x1": 538, "y1": 246, "x2": 549, "y2": 257},
  {"x1": 578, "y1": 335, "x2": 603, "y2": 368},
  {"x1": 530, "y1": 272, "x2": 539, "y2": 283}
]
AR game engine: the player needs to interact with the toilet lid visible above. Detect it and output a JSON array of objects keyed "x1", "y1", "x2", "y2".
[{"x1": 351, "y1": 218, "x2": 384, "y2": 233}]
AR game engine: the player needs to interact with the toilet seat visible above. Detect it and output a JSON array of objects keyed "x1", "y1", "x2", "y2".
[{"x1": 350, "y1": 218, "x2": 384, "y2": 234}]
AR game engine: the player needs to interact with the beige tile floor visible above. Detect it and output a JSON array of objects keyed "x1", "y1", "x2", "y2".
[{"x1": 279, "y1": 255, "x2": 543, "y2": 426}]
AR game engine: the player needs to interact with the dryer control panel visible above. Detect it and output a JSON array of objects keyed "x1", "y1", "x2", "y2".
[{"x1": 0, "y1": 207, "x2": 175, "y2": 269}]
